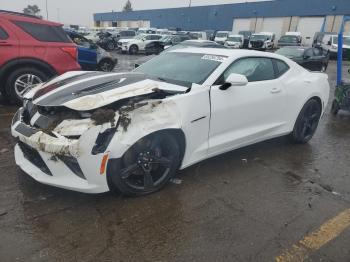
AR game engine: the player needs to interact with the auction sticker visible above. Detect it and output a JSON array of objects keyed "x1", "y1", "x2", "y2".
[{"x1": 201, "y1": 54, "x2": 227, "y2": 62}]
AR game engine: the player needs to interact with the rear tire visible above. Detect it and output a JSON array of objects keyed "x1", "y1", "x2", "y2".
[
  {"x1": 5, "y1": 67, "x2": 49, "y2": 105},
  {"x1": 290, "y1": 99, "x2": 322, "y2": 144},
  {"x1": 109, "y1": 132, "x2": 181, "y2": 196}
]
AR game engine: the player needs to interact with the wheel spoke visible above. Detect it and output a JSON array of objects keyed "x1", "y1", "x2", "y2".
[
  {"x1": 143, "y1": 170, "x2": 154, "y2": 189},
  {"x1": 19, "y1": 86, "x2": 31, "y2": 95},
  {"x1": 310, "y1": 113, "x2": 319, "y2": 121},
  {"x1": 121, "y1": 163, "x2": 139, "y2": 179},
  {"x1": 150, "y1": 156, "x2": 172, "y2": 168},
  {"x1": 15, "y1": 80, "x2": 27, "y2": 88}
]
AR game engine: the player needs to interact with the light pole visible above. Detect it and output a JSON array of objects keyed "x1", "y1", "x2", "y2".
[
  {"x1": 56, "y1": 8, "x2": 60, "y2": 22},
  {"x1": 45, "y1": 0, "x2": 49, "y2": 19},
  {"x1": 189, "y1": 0, "x2": 192, "y2": 7}
]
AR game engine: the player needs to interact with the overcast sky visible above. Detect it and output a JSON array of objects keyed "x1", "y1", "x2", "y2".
[{"x1": 0, "y1": 0, "x2": 267, "y2": 26}]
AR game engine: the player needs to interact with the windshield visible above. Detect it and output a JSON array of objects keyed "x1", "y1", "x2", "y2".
[
  {"x1": 160, "y1": 35, "x2": 173, "y2": 42},
  {"x1": 135, "y1": 34, "x2": 146, "y2": 40},
  {"x1": 276, "y1": 48, "x2": 304, "y2": 58},
  {"x1": 216, "y1": 32, "x2": 228, "y2": 38},
  {"x1": 279, "y1": 36, "x2": 298, "y2": 42},
  {"x1": 227, "y1": 36, "x2": 242, "y2": 42},
  {"x1": 250, "y1": 35, "x2": 267, "y2": 41},
  {"x1": 332, "y1": 36, "x2": 350, "y2": 45},
  {"x1": 134, "y1": 52, "x2": 224, "y2": 85}
]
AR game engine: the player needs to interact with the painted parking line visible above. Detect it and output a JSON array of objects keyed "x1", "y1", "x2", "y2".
[{"x1": 275, "y1": 209, "x2": 350, "y2": 262}]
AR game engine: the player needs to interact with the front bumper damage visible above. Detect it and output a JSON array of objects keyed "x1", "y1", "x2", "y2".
[{"x1": 11, "y1": 107, "x2": 117, "y2": 193}]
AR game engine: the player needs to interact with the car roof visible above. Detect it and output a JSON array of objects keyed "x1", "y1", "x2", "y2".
[
  {"x1": 0, "y1": 10, "x2": 62, "y2": 26},
  {"x1": 279, "y1": 46, "x2": 308, "y2": 49},
  {"x1": 169, "y1": 47, "x2": 290, "y2": 61},
  {"x1": 183, "y1": 40, "x2": 214, "y2": 44}
]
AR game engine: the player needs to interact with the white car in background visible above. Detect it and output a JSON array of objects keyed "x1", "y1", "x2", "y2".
[
  {"x1": 224, "y1": 34, "x2": 244, "y2": 48},
  {"x1": 121, "y1": 34, "x2": 163, "y2": 54},
  {"x1": 11, "y1": 49, "x2": 329, "y2": 196},
  {"x1": 189, "y1": 31, "x2": 208, "y2": 40},
  {"x1": 215, "y1": 31, "x2": 230, "y2": 45},
  {"x1": 321, "y1": 34, "x2": 350, "y2": 59},
  {"x1": 249, "y1": 32, "x2": 276, "y2": 50}
]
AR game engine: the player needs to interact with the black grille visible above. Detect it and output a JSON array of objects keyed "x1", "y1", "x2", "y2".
[
  {"x1": 251, "y1": 41, "x2": 264, "y2": 48},
  {"x1": 18, "y1": 142, "x2": 53, "y2": 176},
  {"x1": 58, "y1": 155, "x2": 86, "y2": 180}
]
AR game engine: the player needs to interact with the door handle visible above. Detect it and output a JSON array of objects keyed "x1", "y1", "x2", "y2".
[{"x1": 270, "y1": 87, "x2": 281, "y2": 94}]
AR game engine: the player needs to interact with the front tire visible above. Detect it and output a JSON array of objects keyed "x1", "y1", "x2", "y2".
[
  {"x1": 5, "y1": 67, "x2": 49, "y2": 104},
  {"x1": 290, "y1": 99, "x2": 322, "y2": 144},
  {"x1": 129, "y1": 45, "x2": 139, "y2": 55},
  {"x1": 98, "y1": 59, "x2": 115, "y2": 72},
  {"x1": 109, "y1": 132, "x2": 181, "y2": 196}
]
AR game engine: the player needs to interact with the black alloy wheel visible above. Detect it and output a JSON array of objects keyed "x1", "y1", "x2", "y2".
[
  {"x1": 290, "y1": 99, "x2": 322, "y2": 144},
  {"x1": 111, "y1": 132, "x2": 181, "y2": 196}
]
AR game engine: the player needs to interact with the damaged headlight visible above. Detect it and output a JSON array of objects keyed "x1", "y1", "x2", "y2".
[{"x1": 91, "y1": 128, "x2": 116, "y2": 155}]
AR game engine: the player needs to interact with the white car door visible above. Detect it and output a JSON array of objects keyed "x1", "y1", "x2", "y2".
[{"x1": 208, "y1": 57, "x2": 289, "y2": 156}]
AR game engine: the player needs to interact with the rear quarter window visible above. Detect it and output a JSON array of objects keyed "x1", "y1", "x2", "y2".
[
  {"x1": 274, "y1": 59, "x2": 290, "y2": 77},
  {"x1": 0, "y1": 27, "x2": 9, "y2": 39},
  {"x1": 13, "y1": 21, "x2": 71, "y2": 43}
]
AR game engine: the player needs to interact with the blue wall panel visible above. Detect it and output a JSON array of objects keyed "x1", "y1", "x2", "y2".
[{"x1": 94, "y1": 0, "x2": 350, "y2": 31}]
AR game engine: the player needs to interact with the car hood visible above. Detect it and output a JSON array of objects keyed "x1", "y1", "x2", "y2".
[{"x1": 25, "y1": 71, "x2": 188, "y2": 111}]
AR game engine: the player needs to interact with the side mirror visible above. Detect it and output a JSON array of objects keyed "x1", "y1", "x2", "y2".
[
  {"x1": 220, "y1": 73, "x2": 248, "y2": 90},
  {"x1": 303, "y1": 55, "x2": 310, "y2": 60},
  {"x1": 327, "y1": 41, "x2": 331, "y2": 46}
]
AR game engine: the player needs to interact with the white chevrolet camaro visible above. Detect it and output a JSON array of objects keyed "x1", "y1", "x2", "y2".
[{"x1": 11, "y1": 48, "x2": 330, "y2": 196}]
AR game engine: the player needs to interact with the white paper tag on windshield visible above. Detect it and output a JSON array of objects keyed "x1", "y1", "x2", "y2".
[{"x1": 201, "y1": 55, "x2": 226, "y2": 62}]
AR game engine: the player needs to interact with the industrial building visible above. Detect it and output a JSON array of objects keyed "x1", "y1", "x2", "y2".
[{"x1": 94, "y1": 0, "x2": 350, "y2": 45}]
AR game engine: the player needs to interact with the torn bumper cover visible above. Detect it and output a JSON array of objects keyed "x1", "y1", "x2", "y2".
[{"x1": 11, "y1": 108, "x2": 115, "y2": 194}]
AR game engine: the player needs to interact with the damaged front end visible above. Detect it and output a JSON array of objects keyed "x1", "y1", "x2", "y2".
[{"x1": 11, "y1": 72, "x2": 186, "y2": 193}]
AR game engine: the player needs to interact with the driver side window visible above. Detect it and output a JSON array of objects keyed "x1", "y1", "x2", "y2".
[{"x1": 220, "y1": 57, "x2": 275, "y2": 83}]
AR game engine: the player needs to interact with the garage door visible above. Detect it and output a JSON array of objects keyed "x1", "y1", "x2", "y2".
[
  {"x1": 261, "y1": 17, "x2": 284, "y2": 41},
  {"x1": 232, "y1": 18, "x2": 251, "y2": 33},
  {"x1": 297, "y1": 17, "x2": 325, "y2": 46},
  {"x1": 344, "y1": 19, "x2": 350, "y2": 34}
]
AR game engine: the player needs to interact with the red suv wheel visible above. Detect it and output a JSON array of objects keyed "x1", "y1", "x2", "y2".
[{"x1": 5, "y1": 67, "x2": 49, "y2": 104}]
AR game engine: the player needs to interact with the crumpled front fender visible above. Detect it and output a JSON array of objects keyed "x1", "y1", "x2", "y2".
[{"x1": 107, "y1": 99, "x2": 182, "y2": 159}]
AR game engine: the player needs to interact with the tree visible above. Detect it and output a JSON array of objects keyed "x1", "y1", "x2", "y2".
[
  {"x1": 123, "y1": 0, "x2": 133, "y2": 12},
  {"x1": 23, "y1": 4, "x2": 42, "y2": 18}
]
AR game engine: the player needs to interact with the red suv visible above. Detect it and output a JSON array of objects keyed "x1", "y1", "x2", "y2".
[{"x1": 0, "y1": 10, "x2": 81, "y2": 103}]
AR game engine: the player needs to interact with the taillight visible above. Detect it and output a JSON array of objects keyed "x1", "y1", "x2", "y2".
[{"x1": 61, "y1": 47, "x2": 77, "y2": 61}]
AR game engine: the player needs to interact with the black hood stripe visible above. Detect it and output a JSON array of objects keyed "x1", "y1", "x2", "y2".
[
  {"x1": 33, "y1": 71, "x2": 103, "y2": 101},
  {"x1": 34, "y1": 73, "x2": 153, "y2": 108}
]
